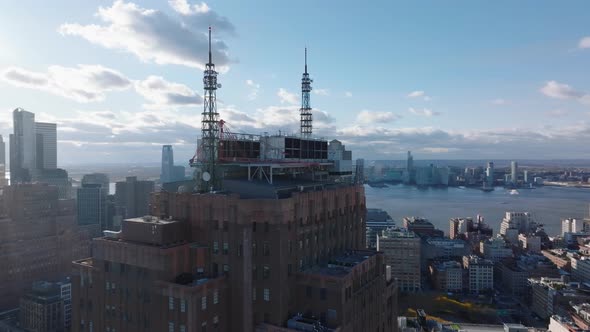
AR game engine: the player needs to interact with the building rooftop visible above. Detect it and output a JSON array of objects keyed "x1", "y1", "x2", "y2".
[
  {"x1": 302, "y1": 250, "x2": 377, "y2": 277},
  {"x1": 222, "y1": 178, "x2": 354, "y2": 199}
]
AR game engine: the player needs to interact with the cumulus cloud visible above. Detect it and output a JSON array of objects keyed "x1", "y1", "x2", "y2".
[
  {"x1": 135, "y1": 76, "x2": 202, "y2": 109},
  {"x1": 356, "y1": 110, "x2": 400, "y2": 124},
  {"x1": 578, "y1": 36, "x2": 590, "y2": 49},
  {"x1": 540, "y1": 81, "x2": 590, "y2": 106},
  {"x1": 245, "y1": 79, "x2": 260, "y2": 100},
  {"x1": 168, "y1": 0, "x2": 236, "y2": 36},
  {"x1": 407, "y1": 90, "x2": 431, "y2": 101},
  {"x1": 1, "y1": 65, "x2": 131, "y2": 102},
  {"x1": 540, "y1": 81, "x2": 583, "y2": 99},
  {"x1": 58, "y1": 0, "x2": 232, "y2": 70},
  {"x1": 408, "y1": 107, "x2": 441, "y2": 117},
  {"x1": 277, "y1": 88, "x2": 298, "y2": 105}
]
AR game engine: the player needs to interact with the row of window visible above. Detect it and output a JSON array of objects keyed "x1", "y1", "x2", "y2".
[
  {"x1": 168, "y1": 316, "x2": 218, "y2": 332},
  {"x1": 168, "y1": 291, "x2": 219, "y2": 312}
]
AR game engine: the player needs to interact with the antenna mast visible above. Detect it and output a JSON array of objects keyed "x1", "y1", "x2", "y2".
[
  {"x1": 300, "y1": 48, "x2": 313, "y2": 138},
  {"x1": 200, "y1": 27, "x2": 221, "y2": 190}
]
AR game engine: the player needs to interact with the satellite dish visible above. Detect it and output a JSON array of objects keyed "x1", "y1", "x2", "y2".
[
  {"x1": 217, "y1": 83, "x2": 222, "y2": 88},
  {"x1": 202, "y1": 172, "x2": 211, "y2": 182}
]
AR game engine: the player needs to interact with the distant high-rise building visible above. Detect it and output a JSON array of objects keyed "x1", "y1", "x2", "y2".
[
  {"x1": 404, "y1": 151, "x2": 415, "y2": 184},
  {"x1": 510, "y1": 161, "x2": 518, "y2": 184},
  {"x1": 0, "y1": 135, "x2": 6, "y2": 186},
  {"x1": 115, "y1": 176, "x2": 154, "y2": 218},
  {"x1": 160, "y1": 144, "x2": 174, "y2": 183},
  {"x1": 10, "y1": 108, "x2": 36, "y2": 183},
  {"x1": 19, "y1": 281, "x2": 66, "y2": 332},
  {"x1": 77, "y1": 183, "x2": 108, "y2": 227},
  {"x1": 377, "y1": 227, "x2": 421, "y2": 292},
  {"x1": 485, "y1": 161, "x2": 494, "y2": 187},
  {"x1": 562, "y1": 218, "x2": 582, "y2": 236},
  {"x1": 35, "y1": 122, "x2": 57, "y2": 170},
  {"x1": 160, "y1": 145, "x2": 186, "y2": 184},
  {"x1": 81, "y1": 172, "x2": 110, "y2": 189},
  {"x1": 500, "y1": 212, "x2": 536, "y2": 244},
  {"x1": 354, "y1": 158, "x2": 365, "y2": 184},
  {"x1": 524, "y1": 170, "x2": 529, "y2": 183}
]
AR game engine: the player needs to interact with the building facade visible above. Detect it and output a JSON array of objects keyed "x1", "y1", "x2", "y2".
[
  {"x1": 463, "y1": 255, "x2": 493, "y2": 294},
  {"x1": 377, "y1": 228, "x2": 421, "y2": 292},
  {"x1": 114, "y1": 176, "x2": 155, "y2": 219},
  {"x1": 34, "y1": 122, "x2": 57, "y2": 170}
]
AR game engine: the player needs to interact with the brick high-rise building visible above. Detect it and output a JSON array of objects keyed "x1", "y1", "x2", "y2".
[
  {"x1": 0, "y1": 184, "x2": 97, "y2": 310},
  {"x1": 72, "y1": 182, "x2": 398, "y2": 332}
]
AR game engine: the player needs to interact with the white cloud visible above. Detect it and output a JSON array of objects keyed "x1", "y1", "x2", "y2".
[
  {"x1": 578, "y1": 36, "x2": 590, "y2": 49},
  {"x1": 491, "y1": 98, "x2": 507, "y2": 105},
  {"x1": 277, "y1": 88, "x2": 298, "y2": 105},
  {"x1": 313, "y1": 88, "x2": 329, "y2": 96},
  {"x1": 344, "y1": 91, "x2": 353, "y2": 98},
  {"x1": 421, "y1": 147, "x2": 458, "y2": 153},
  {"x1": 58, "y1": 0, "x2": 232, "y2": 70},
  {"x1": 134, "y1": 76, "x2": 202, "y2": 109},
  {"x1": 245, "y1": 79, "x2": 260, "y2": 100},
  {"x1": 1, "y1": 65, "x2": 131, "y2": 102},
  {"x1": 168, "y1": 0, "x2": 235, "y2": 35},
  {"x1": 408, "y1": 107, "x2": 441, "y2": 117},
  {"x1": 168, "y1": 0, "x2": 209, "y2": 14},
  {"x1": 356, "y1": 110, "x2": 400, "y2": 124},
  {"x1": 407, "y1": 90, "x2": 431, "y2": 101},
  {"x1": 540, "y1": 81, "x2": 583, "y2": 99}
]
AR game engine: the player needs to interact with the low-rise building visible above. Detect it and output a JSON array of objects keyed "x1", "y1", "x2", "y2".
[
  {"x1": 519, "y1": 234, "x2": 541, "y2": 253},
  {"x1": 429, "y1": 261, "x2": 463, "y2": 292},
  {"x1": 480, "y1": 236, "x2": 513, "y2": 262},
  {"x1": 571, "y1": 255, "x2": 590, "y2": 282},
  {"x1": 463, "y1": 255, "x2": 494, "y2": 294},
  {"x1": 378, "y1": 228, "x2": 421, "y2": 292},
  {"x1": 529, "y1": 277, "x2": 590, "y2": 320}
]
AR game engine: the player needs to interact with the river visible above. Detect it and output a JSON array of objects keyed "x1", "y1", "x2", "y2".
[{"x1": 365, "y1": 184, "x2": 590, "y2": 237}]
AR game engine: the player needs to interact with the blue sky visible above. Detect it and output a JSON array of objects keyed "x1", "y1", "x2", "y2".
[{"x1": 1, "y1": 0, "x2": 589, "y2": 164}]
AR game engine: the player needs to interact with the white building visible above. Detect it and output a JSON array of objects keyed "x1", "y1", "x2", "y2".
[
  {"x1": 377, "y1": 228, "x2": 421, "y2": 292},
  {"x1": 480, "y1": 236, "x2": 513, "y2": 262},
  {"x1": 519, "y1": 234, "x2": 541, "y2": 253},
  {"x1": 500, "y1": 212, "x2": 535, "y2": 237},
  {"x1": 463, "y1": 255, "x2": 494, "y2": 293},
  {"x1": 328, "y1": 140, "x2": 352, "y2": 177},
  {"x1": 571, "y1": 255, "x2": 590, "y2": 283}
]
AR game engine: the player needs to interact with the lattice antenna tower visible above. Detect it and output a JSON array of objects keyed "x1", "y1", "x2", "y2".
[
  {"x1": 300, "y1": 48, "x2": 313, "y2": 138},
  {"x1": 200, "y1": 27, "x2": 221, "y2": 190}
]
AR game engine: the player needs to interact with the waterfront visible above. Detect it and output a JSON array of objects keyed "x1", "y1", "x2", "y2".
[{"x1": 366, "y1": 184, "x2": 590, "y2": 237}]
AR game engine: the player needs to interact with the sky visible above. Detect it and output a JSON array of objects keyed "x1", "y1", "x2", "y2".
[{"x1": 0, "y1": 0, "x2": 589, "y2": 165}]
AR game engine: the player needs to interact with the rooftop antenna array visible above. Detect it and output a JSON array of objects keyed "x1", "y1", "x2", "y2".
[{"x1": 300, "y1": 48, "x2": 313, "y2": 138}]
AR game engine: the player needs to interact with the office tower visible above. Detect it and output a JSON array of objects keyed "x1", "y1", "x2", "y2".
[
  {"x1": 37, "y1": 168, "x2": 72, "y2": 199},
  {"x1": 354, "y1": 158, "x2": 365, "y2": 184},
  {"x1": 10, "y1": 108, "x2": 36, "y2": 183},
  {"x1": 114, "y1": 176, "x2": 155, "y2": 218},
  {"x1": 562, "y1": 218, "x2": 582, "y2": 236},
  {"x1": 524, "y1": 170, "x2": 529, "y2": 184},
  {"x1": 0, "y1": 184, "x2": 95, "y2": 310},
  {"x1": 160, "y1": 144, "x2": 174, "y2": 183},
  {"x1": 377, "y1": 228, "x2": 421, "y2": 292},
  {"x1": 485, "y1": 161, "x2": 494, "y2": 187},
  {"x1": 449, "y1": 217, "x2": 473, "y2": 239},
  {"x1": 81, "y1": 172, "x2": 110, "y2": 189},
  {"x1": 35, "y1": 122, "x2": 57, "y2": 170},
  {"x1": 406, "y1": 151, "x2": 413, "y2": 171},
  {"x1": 0, "y1": 135, "x2": 6, "y2": 186},
  {"x1": 77, "y1": 183, "x2": 108, "y2": 227},
  {"x1": 463, "y1": 255, "x2": 494, "y2": 294},
  {"x1": 510, "y1": 161, "x2": 518, "y2": 184}
]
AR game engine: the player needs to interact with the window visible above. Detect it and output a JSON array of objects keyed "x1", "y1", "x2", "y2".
[
  {"x1": 264, "y1": 222, "x2": 269, "y2": 232},
  {"x1": 252, "y1": 242, "x2": 257, "y2": 256},
  {"x1": 106, "y1": 281, "x2": 110, "y2": 291},
  {"x1": 252, "y1": 288, "x2": 256, "y2": 301},
  {"x1": 214, "y1": 290, "x2": 219, "y2": 304},
  {"x1": 288, "y1": 264, "x2": 292, "y2": 276},
  {"x1": 263, "y1": 288, "x2": 270, "y2": 302},
  {"x1": 180, "y1": 299, "x2": 186, "y2": 313},
  {"x1": 223, "y1": 264, "x2": 230, "y2": 275},
  {"x1": 320, "y1": 288, "x2": 327, "y2": 300},
  {"x1": 168, "y1": 321, "x2": 174, "y2": 332},
  {"x1": 252, "y1": 222, "x2": 257, "y2": 232},
  {"x1": 252, "y1": 265, "x2": 257, "y2": 280},
  {"x1": 263, "y1": 242, "x2": 270, "y2": 256},
  {"x1": 223, "y1": 220, "x2": 228, "y2": 231},
  {"x1": 201, "y1": 296, "x2": 207, "y2": 310},
  {"x1": 89, "y1": 321, "x2": 93, "y2": 332},
  {"x1": 306, "y1": 286, "x2": 312, "y2": 298},
  {"x1": 289, "y1": 241, "x2": 292, "y2": 254},
  {"x1": 168, "y1": 296, "x2": 174, "y2": 310},
  {"x1": 180, "y1": 325, "x2": 186, "y2": 332},
  {"x1": 213, "y1": 316, "x2": 219, "y2": 326},
  {"x1": 104, "y1": 261, "x2": 110, "y2": 272},
  {"x1": 213, "y1": 241, "x2": 219, "y2": 254},
  {"x1": 223, "y1": 242, "x2": 229, "y2": 255},
  {"x1": 213, "y1": 220, "x2": 219, "y2": 230},
  {"x1": 238, "y1": 244, "x2": 243, "y2": 257},
  {"x1": 263, "y1": 266, "x2": 270, "y2": 279}
]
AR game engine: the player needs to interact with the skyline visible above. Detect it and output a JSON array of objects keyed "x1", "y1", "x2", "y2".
[{"x1": 1, "y1": 1, "x2": 590, "y2": 164}]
